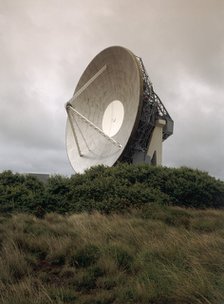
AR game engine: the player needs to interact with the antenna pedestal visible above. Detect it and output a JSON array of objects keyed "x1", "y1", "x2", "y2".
[{"x1": 146, "y1": 119, "x2": 166, "y2": 165}]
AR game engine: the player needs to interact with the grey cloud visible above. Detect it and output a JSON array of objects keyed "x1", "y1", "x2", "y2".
[{"x1": 0, "y1": 0, "x2": 224, "y2": 178}]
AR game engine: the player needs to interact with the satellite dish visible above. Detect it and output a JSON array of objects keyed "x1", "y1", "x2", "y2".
[{"x1": 65, "y1": 46, "x2": 173, "y2": 173}]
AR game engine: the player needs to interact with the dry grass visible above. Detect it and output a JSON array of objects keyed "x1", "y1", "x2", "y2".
[{"x1": 0, "y1": 205, "x2": 224, "y2": 303}]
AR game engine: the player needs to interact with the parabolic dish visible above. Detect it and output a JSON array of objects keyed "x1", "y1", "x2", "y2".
[{"x1": 66, "y1": 46, "x2": 144, "y2": 173}]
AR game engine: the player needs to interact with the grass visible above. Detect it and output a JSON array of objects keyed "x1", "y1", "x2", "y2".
[{"x1": 0, "y1": 205, "x2": 224, "y2": 303}]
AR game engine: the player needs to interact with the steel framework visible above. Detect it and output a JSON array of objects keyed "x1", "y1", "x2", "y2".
[{"x1": 119, "y1": 56, "x2": 174, "y2": 163}]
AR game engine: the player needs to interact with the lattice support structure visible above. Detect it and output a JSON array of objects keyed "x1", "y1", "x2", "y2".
[{"x1": 118, "y1": 56, "x2": 174, "y2": 164}]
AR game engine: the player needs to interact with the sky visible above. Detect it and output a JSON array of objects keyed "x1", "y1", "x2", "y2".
[{"x1": 0, "y1": 0, "x2": 224, "y2": 179}]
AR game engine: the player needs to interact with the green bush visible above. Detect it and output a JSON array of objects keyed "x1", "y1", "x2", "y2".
[
  {"x1": 0, "y1": 164, "x2": 224, "y2": 214},
  {"x1": 67, "y1": 164, "x2": 224, "y2": 210},
  {"x1": 0, "y1": 171, "x2": 45, "y2": 213}
]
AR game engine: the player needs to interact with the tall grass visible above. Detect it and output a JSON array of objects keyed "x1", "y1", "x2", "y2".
[{"x1": 0, "y1": 205, "x2": 224, "y2": 303}]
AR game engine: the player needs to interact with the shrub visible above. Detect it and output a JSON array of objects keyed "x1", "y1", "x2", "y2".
[
  {"x1": 1, "y1": 164, "x2": 224, "y2": 214},
  {"x1": 0, "y1": 171, "x2": 45, "y2": 213}
]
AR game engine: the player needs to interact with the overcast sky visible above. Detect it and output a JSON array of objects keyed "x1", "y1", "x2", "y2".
[{"x1": 0, "y1": 0, "x2": 224, "y2": 179}]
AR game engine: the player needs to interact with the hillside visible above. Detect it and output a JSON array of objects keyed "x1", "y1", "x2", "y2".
[
  {"x1": 0, "y1": 164, "x2": 224, "y2": 303},
  {"x1": 0, "y1": 206, "x2": 224, "y2": 304}
]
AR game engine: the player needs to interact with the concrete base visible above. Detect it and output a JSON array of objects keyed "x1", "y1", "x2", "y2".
[{"x1": 147, "y1": 119, "x2": 166, "y2": 166}]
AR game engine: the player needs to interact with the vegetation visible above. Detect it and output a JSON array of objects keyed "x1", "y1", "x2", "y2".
[
  {"x1": 0, "y1": 164, "x2": 224, "y2": 215},
  {"x1": 1, "y1": 164, "x2": 224, "y2": 302},
  {"x1": 0, "y1": 206, "x2": 224, "y2": 303}
]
